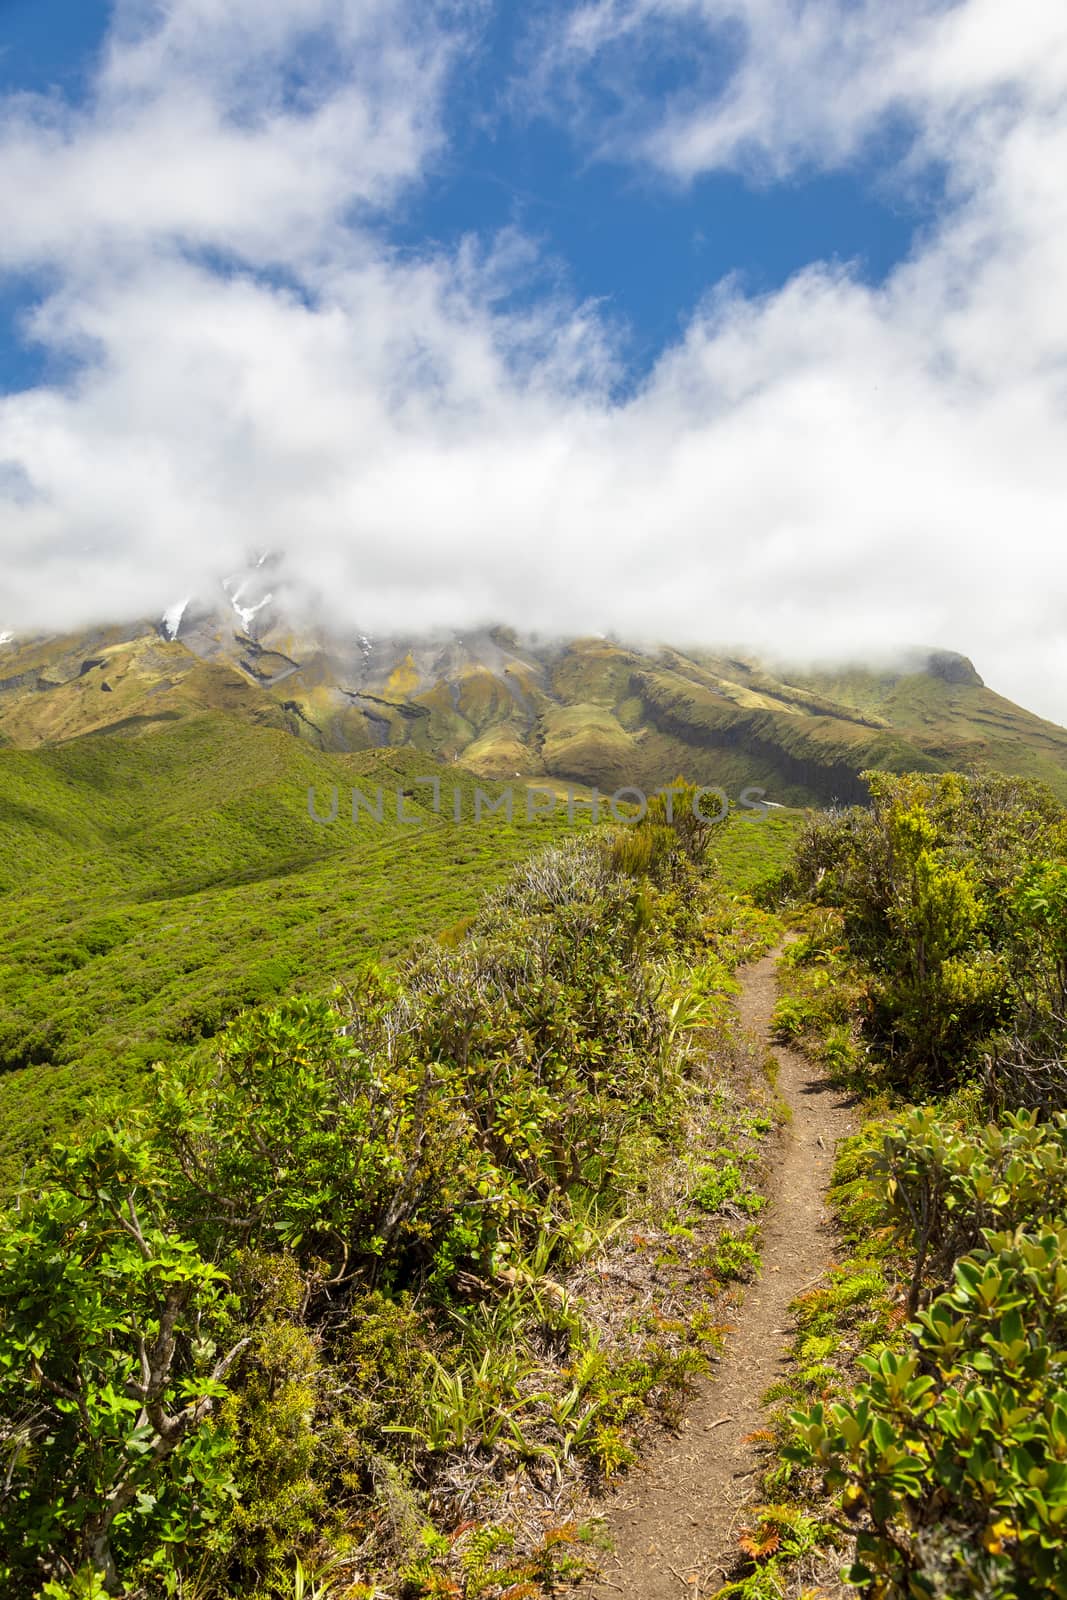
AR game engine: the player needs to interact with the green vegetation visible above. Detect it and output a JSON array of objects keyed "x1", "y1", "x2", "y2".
[
  {"x1": 733, "y1": 769, "x2": 1067, "y2": 1600},
  {"x1": 0, "y1": 796, "x2": 782, "y2": 1598},
  {"x1": 538, "y1": 702, "x2": 636, "y2": 789},
  {"x1": 771, "y1": 910, "x2": 868, "y2": 1080},
  {"x1": 7, "y1": 626, "x2": 1067, "y2": 808},
  {"x1": 9, "y1": 661, "x2": 1067, "y2": 1600},
  {"x1": 710, "y1": 807, "x2": 807, "y2": 898},
  {"x1": 787, "y1": 770, "x2": 1067, "y2": 1094},
  {"x1": 787, "y1": 1108, "x2": 1067, "y2": 1599},
  {"x1": 0, "y1": 716, "x2": 591, "y2": 1186}
]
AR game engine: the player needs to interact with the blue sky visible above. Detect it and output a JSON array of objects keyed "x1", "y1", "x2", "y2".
[
  {"x1": 0, "y1": 0, "x2": 1065, "y2": 720},
  {"x1": 391, "y1": 125, "x2": 919, "y2": 383},
  {"x1": 0, "y1": 0, "x2": 110, "y2": 96},
  {"x1": 0, "y1": 0, "x2": 921, "y2": 393},
  {"x1": 392, "y1": 6, "x2": 924, "y2": 380},
  {"x1": 0, "y1": 0, "x2": 112, "y2": 388}
]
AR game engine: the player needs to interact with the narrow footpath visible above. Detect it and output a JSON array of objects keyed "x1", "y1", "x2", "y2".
[{"x1": 585, "y1": 944, "x2": 858, "y2": 1599}]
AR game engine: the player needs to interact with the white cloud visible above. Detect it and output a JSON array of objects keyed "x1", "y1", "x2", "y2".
[
  {"x1": 537, "y1": 0, "x2": 1067, "y2": 184},
  {"x1": 0, "y1": 0, "x2": 456, "y2": 269},
  {"x1": 0, "y1": 0, "x2": 1066, "y2": 723}
]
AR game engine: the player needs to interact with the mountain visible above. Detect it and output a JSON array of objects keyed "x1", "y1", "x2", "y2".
[{"x1": 3, "y1": 589, "x2": 1067, "y2": 805}]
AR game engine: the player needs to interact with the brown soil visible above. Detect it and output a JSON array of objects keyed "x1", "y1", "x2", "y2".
[{"x1": 582, "y1": 944, "x2": 858, "y2": 1599}]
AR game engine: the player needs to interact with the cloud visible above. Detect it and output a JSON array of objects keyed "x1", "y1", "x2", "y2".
[
  {"x1": 1, "y1": 0, "x2": 1066, "y2": 723},
  {"x1": 533, "y1": 1, "x2": 1067, "y2": 184},
  {"x1": 0, "y1": 0, "x2": 457, "y2": 269}
]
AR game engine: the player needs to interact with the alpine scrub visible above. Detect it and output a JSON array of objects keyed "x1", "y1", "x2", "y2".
[
  {"x1": 785, "y1": 769, "x2": 1067, "y2": 1094},
  {"x1": 0, "y1": 1132, "x2": 243, "y2": 1594},
  {"x1": 0, "y1": 810, "x2": 779, "y2": 1599},
  {"x1": 789, "y1": 1224, "x2": 1067, "y2": 1600},
  {"x1": 767, "y1": 769, "x2": 1067, "y2": 1600}
]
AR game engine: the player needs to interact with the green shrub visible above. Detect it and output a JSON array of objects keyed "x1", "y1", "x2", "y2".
[
  {"x1": 708, "y1": 1227, "x2": 762, "y2": 1282},
  {"x1": 789, "y1": 1225, "x2": 1067, "y2": 1598},
  {"x1": 156, "y1": 987, "x2": 506, "y2": 1289},
  {"x1": 0, "y1": 829, "x2": 759, "y2": 1594},
  {"x1": 692, "y1": 1158, "x2": 764, "y2": 1217},
  {"x1": 0, "y1": 1130, "x2": 239, "y2": 1596},
  {"x1": 870, "y1": 1105, "x2": 1067, "y2": 1312},
  {"x1": 785, "y1": 771, "x2": 1066, "y2": 1091}
]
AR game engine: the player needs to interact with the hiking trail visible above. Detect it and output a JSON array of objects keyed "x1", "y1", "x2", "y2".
[{"x1": 584, "y1": 943, "x2": 857, "y2": 1599}]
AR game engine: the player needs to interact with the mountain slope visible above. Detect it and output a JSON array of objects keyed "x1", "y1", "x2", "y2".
[
  {"x1": 0, "y1": 715, "x2": 590, "y2": 1186},
  {"x1": 0, "y1": 628, "x2": 286, "y2": 748},
  {"x1": 3, "y1": 615, "x2": 1066, "y2": 805}
]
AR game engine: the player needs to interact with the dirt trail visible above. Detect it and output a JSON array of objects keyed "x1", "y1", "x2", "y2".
[{"x1": 584, "y1": 945, "x2": 857, "y2": 1599}]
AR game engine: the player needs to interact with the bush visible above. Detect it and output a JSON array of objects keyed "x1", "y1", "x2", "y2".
[
  {"x1": 786, "y1": 771, "x2": 1066, "y2": 1091},
  {"x1": 790, "y1": 1224, "x2": 1067, "y2": 1599},
  {"x1": 868, "y1": 1104, "x2": 1067, "y2": 1310},
  {"x1": 0, "y1": 1130, "x2": 240, "y2": 1595},
  {"x1": 0, "y1": 829, "x2": 755, "y2": 1595},
  {"x1": 157, "y1": 987, "x2": 505, "y2": 1289}
]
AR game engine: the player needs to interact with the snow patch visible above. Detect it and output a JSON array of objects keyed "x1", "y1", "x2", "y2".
[
  {"x1": 231, "y1": 591, "x2": 274, "y2": 630},
  {"x1": 161, "y1": 599, "x2": 190, "y2": 640},
  {"x1": 221, "y1": 572, "x2": 274, "y2": 632},
  {"x1": 0, "y1": 630, "x2": 13, "y2": 646}
]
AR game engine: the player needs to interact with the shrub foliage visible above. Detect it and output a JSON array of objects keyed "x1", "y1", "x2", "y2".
[
  {"x1": 0, "y1": 820, "x2": 772, "y2": 1597},
  {"x1": 780, "y1": 768, "x2": 1067, "y2": 1599}
]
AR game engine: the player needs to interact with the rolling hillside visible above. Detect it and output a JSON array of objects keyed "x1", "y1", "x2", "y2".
[
  {"x1": 3, "y1": 611, "x2": 1067, "y2": 805},
  {"x1": 0, "y1": 716, "x2": 596, "y2": 1186}
]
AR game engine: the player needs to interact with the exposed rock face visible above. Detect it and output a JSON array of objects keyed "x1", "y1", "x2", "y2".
[{"x1": 925, "y1": 650, "x2": 985, "y2": 688}]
